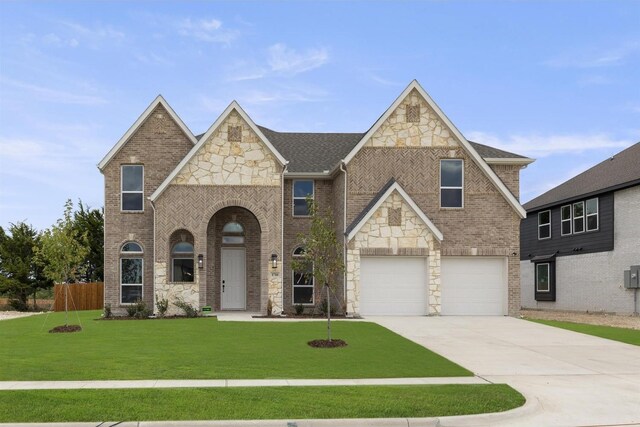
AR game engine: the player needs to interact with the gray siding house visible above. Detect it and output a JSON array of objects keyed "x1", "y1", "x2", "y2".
[{"x1": 520, "y1": 142, "x2": 640, "y2": 314}]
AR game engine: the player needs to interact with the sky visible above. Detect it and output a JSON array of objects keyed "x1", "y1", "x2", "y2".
[{"x1": 1, "y1": 1, "x2": 639, "y2": 231}]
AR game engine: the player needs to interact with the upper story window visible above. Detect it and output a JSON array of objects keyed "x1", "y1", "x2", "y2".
[
  {"x1": 121, "y1": 165, "x2": 144, "y2": 211},
  {"x1": 538, "y1": 210, "x2": 551, "y2": 240},
  {"x1": 586, "y1": 198, "x2": 599, "y2": 231},
  {"x1": 573, "y1": 201, "x2": 585, "y2": 234},
  {"x1": 120, "y1": 241, "x2": 143, "y2": 304},
  {"x1": 222, "y1": 221, "x2": 245, "y2": 244},
  {"x1": 172, "y1": 242, "x2": 194, "y2": 282},
  {"x1": 440, "y1": 159, "x2": 463, "y2": 208},
  {"x1": 561, "y1": 205, "x2": 572, "y2": 236},
  {"x1": 561, "y1": 197, "x2": 598, "y2": 236},
  {"x1": 293, "y1": 180, "x2": 314, "y2": 216}
]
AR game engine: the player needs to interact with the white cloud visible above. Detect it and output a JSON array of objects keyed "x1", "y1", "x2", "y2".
[
  {"x1": 545, "y1": 40, "x2": 640, "y2": 68},
  {"x1": 368, "y1": 73, "x2": 402, "y2": 86},
  {"x1": 60, "y1": 21, "x2": 125, "y2": 41},
  {"x1": 267, "y1": 43, "x2": 329, "y2": 75},
  {"x1": 466, "y1": 131, "x2": 635, "y2": 157},
  {"x1": 0, "y1": 77, "x2": 107, "y2": 105},
  {"x1": 177, "y1": 18, "x2": 238, "y2": 44},
  {"x1": 240, "y1": 84, "x2": 327, "y2": 105},
  {"x1": 577, "y1": 75, "x2": 611, "y2": 86}
]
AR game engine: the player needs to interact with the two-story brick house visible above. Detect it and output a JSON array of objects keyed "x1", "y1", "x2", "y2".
[{"x1": 98, "y1": 80, "x2": 532, "y2": 316}]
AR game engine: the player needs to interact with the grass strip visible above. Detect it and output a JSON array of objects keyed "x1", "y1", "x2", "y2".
[
  {"x1": 528, "y1": 319, "x2": 640, "y2": 346},
  {"x1": 0, "y1": 385, "x2": 524, "y2": 422}
]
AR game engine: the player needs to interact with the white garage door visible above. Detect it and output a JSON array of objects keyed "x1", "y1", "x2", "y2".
[
  {"x1": 441, "y1": 257, "x2": 506, "y2": 315},
  {"x1": 360, "y1": 257, "x2": 427, "y2": 315}
]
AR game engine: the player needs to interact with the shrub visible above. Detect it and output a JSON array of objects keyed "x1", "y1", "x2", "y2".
[
  {"x1": 317, "y1": 298, "x2": 337, "y2": 316},
  {"x1": 126, "y1": 299, "x2": 151, "y2": 319},
  {"x1": 295, "y1": 304, "x2": 305, "y2": 315},
  {"x1": 155, "y1": 297, "x2": 169, "y2": 317},
  {"x1": 267, "y1": 298, "x2": 273, "y2": 316},
  {"x1": 103, "y1": 304, "x2": 112, "y2": 318},
  {"x1": 8, "y1": 298, "x2": 29, "y2": 312},
  {"x1": 173, "y1": 298, "x2": 199, "y2": 318}
]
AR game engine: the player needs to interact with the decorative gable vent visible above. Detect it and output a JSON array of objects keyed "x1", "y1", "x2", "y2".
[
  {"x1": 228, "y1": 125, "x2": 242, "y2": 142},
  {"x1": 406, "y1": 105, "x2": 420, "y2": 123},
  {"x1": 388, "y1": 207, "x2": 402, "y2": 226}
]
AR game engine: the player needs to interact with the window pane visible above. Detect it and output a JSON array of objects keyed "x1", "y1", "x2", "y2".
[
  {"x1": 173, "y1": 258, "x2": 194, "y2": 282},
  {"x1": 586, "y1": 198, "x2": 598, "y2": 215},
  {"x1": 561, "y1": 221, "x2": 572, "y2": 235},
  {"x1": 293, "y1": 181, "x2": 314, "y2": 197},
  {"x1": 573, "y1": 202, "x2": 583, "y2": 217},
  {"x1": 294, "y1": 198, "x2": 309, "y2": 216},
  {"x1": 294, "y1": 271, "x2": 313, "y2": 287},
  {"x1": 122, "y1": 193, "x2": 143, "y2": 211},
  {"x1": 122, "y1": 166, "x2": 143, "y2": 191},
  {"x1": 122, "y1": 242, "x2": 142, "y2": 253},
  {"x1": 293, "y1": 247, "x2": 305, "y2": 256},
  {"x1": 122, "y1": 285, "x2": 142, "y2": 303},
  {"x1": 222, "y1": 222, "x2": 244, "y2": 233},
  {"x1": 441, "y1": 188, "x2": 462, "y2": 208},
  {"x1": 539, "y1": 225, "x2": 550, "y2": 239},
  {"x1": 121, "y1": 258, "x2": 142, "y2": 284},
  {"x1": 441, "y1": 160, "x2": 463, "y2": 187},
  {"x1": 574, "y1": 217, "x2": 584, "y2": 233},
  {"x1": 293, "y1": 286, "x2": 313, "y2": 304},
  {"x1": 561, "y1": 205, "x2": 571, "y2": 221},
  {"x1": 222, "y1": 236, "x2": 244, "y2": 244},
  {"x1": 536, "y1": 264, "x2": 549, "y2": 292},
  {"x1": 172, "y1": 242, "x2": 193, "y2": 253},
  {"x1": 587, "y1": 215, "x2": 598, "y2": 231},
  {"x1": 539, "y1": 211, "x2": 550, "y2": 225}
]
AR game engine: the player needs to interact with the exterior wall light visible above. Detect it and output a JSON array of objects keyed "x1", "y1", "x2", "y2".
[
  {"x1": 198, "y1": 254, "x2": 204, "y2": 269},
  {"x1": 271, "y1": 253, "x2": 278, "y2": 269}
]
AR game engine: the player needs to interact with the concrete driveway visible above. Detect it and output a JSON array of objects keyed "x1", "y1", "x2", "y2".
[{"x1": 371, "y1": 316, "x2": 640, "y2": 426}]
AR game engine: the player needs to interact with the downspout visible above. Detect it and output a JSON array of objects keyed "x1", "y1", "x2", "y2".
[
  {"x1": 339, "y1": 160, "x2": 348, "y2": 314},
  {"x1": 281, "y1": 161, "x2": 289, "y2": 315},
  {"x1": 150, "y1": 199, "x2": 157, "y2": 314}
]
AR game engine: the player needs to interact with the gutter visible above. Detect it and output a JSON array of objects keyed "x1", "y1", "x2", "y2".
[
  {"x1": 280, "y1": 161, "x2": 290, "y2": 315},
  {"x1": 339, "y1": 160, "x2": 348, "y2": 314},
  {"x1": 150, "y1": 198, "x2": 157, "y2": 313}
]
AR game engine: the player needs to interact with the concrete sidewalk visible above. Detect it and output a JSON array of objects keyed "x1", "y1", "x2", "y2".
[{"x1": 0, "y1": 376, "x2": 487, "y2": 390}]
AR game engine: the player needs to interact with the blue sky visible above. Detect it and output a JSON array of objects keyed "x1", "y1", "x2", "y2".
[{"x1": 1, "y1": 1, "x2": 639, "y2": 230}]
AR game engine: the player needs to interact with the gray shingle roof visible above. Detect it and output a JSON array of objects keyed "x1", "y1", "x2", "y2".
[
  {"x1": 345, "y1": 178, "x2": 397, "y2": 236},
  {"x1": 196, "y1": 128, "x2": 529, "y2": 173},
  {"x1": 524, "y1": 142, "x2": 640, "y2": 212}
]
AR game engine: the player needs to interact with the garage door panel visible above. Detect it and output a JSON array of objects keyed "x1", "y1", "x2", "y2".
[{"x1": 360, "y1": 257, "x2": 427, "y2": 316}]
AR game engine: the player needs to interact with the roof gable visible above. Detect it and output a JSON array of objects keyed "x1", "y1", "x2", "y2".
[
  {"x1": 343, "y1": 80, "x2": 527, "y2": 218},
  {"x1": 98, "y1": 95, "x2": 196, "y2": 171},
  {"x1": 150, "y1": 101, "x2": 286, "y2": 201},
  {"x1": 346, "y1": 179, "x2": 444, "y2": 242}
]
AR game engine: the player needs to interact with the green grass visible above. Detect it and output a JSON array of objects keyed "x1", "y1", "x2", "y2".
[
  {"x1": 0, "y1": 311, "x2": 471, "y2": 380},
  {"x1": 0, "y1": 385, "x2": 524, "y2": 422},
  {"x1": 529, "y1": 319, "x2": 640, "y2": 346}
]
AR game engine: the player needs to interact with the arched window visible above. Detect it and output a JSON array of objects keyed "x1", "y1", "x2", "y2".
[
  {"x1": 172, "y1": 242, "x2": 194, "y2": 282},
  {"x1": 222, "y1": 221, "x2": 244, "y2": 244},
  {"x1": 292, "y1": 246, "x2": 314, "y2": 305},
  {"x1": 120, "y1": 242, "x2": 143, "y2": 304}
]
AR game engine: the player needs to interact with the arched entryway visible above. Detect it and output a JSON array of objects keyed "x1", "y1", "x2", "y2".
[{"x1": 206, "y1": 206, "x2": 262, "y2": 311}]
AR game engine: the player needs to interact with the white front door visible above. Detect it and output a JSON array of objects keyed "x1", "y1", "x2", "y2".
[{"x1": 221, "y1": 248, "x2": 246, "y2": 310}]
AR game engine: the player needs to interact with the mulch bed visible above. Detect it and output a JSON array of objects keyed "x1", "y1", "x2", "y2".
[
  {"x1": 49, "y1": 325, "x2": 82, "y2": 333},
  {"x1": 97, "y1": 315, "x2": 208, "y2": 321},
  {"x1": 308, "y1": 339, "x2": 348, "y2": 348},
  {"x1": 253, "y1": 314, "x2": 350, "y2": 319}
]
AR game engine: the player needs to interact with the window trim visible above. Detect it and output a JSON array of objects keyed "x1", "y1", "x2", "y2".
[
  {"x1": 120, "y1": 257, "x2": 144, "y2": 305},
  {"x1": 537, "y1": 210, "x2": 551, "y2": 240},
  {"x1": 535, "y1": 263, "x2": 550, "y2": 293},
  {"x1": 560, "y1": 204, "x2": 572, "y2": 236},
  {"x1": 121, "y1": 165, "x2": 144, "y2": 212},
  {"x1": 586, "y1": 197, "x2": 599, "y2": 232},
  {"x1": 573, "y1": 201, "x2": 585, "y2": 234},
  {"x1": 439, "y1": 159, "x2": 464, "y2": 209},
  {"x1": 292, "y1": 180, "x2": 315, "y2": 217},
  {"x1": 292, "y1": 247, "x2": 314, "y2": 305}
]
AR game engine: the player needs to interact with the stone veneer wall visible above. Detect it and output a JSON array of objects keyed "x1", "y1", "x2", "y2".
[
  {"x1": 102, "y1": 104, "x2": 194, "y2": 314},
  {"x1": 346, "y1": 191, "x2": 441, "y2": 315}
]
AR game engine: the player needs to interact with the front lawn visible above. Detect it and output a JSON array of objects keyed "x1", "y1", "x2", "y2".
[
  {"x1": 529, "y1": 319, "x2": 640, "y2": 346},
  {"x1": 0, "y1": 385, "x2": 524, "y2": 422},
  {"x1": 0, "y1": 311, "x2": 471, "y2": 380}
]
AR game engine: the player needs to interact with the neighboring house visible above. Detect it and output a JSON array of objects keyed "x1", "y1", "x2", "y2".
[
  {"x1": 98, "y1": 80, "x2": 532, "y2": 317},
  {"x1": 520, "y1": 142, "x2": 640, "y2": 314}
]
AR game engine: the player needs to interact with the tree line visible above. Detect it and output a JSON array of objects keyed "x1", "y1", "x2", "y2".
[{"x1": 0, "y1": 200, "x2": 103, "y2": 311}]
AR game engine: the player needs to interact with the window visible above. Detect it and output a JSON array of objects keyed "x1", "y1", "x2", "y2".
[
  {"x1": 172, "y1": 242, "x2": 194, "y2": 282},
  {"x1": 586, "y1": 198, "x2": 599, "y2": 231},
  {"x1": 536, "y1": 263, "x2": 550, "y2": 292},
  {"x1": 561, "y1": 205, "x2": 572, "y2": 236},
  {"x1": 121, "y1": 242, "x2": 143, "y2": 304},
  {"x1": 440, "y1": 159, "x2": 463, "y2": 208},
  {"x1": 222, "y1": 221, "x2": 244, "y2": 244},
  {"x1": 573, "y1": 201, "x2": 585, "y2": 233},
  {"x1": 293, "y1": 180, "x2": 314, "y2": 216},
  {"x1": 121, "y1": 165, "x2": 144, "y2": 211},
  {"x1": 292, "y1": 247, "x2": 314, "y2": 304},
  {"x1": 538, "y1": 210, "x2": 551, "y2": 240}
]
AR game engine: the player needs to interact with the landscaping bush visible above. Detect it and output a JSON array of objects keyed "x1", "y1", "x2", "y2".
[
  {"x1": 8, "y1": 298, "x2": 29, "y2": 312},
  {"x1": 267, "y1": 298, "x2": 273, "y2": 316},
  {"x1": 317, "y1": 299, "x2": 337, "y2": 316},
  {"x1": 295, "y1": 304, "x2": 304, "y2": 315},
  {"x1": 156, "y1": 297, "x2": 169, "y2": 317},
  {"x1": 173, "y1": 298, "x2": 198, "y2": 318},
  {"x1": 103, "y1": 304, "x2": 112, "y2": 319},
  {"x1": 126, "y1": 299, "x2": 151, "y2": 319}
]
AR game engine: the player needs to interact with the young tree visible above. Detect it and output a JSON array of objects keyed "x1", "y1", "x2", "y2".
[
  {"x1": 0, "y1": 222, "x2": 52, "y2": 310},
  {"x1": 72, "y1": 201, "x2": 104, "y2": 282},
  {"x1": 292, "y1": 198, "x2": 344, "y2": 342},
  {"x1": 36, "y1": 200, "x2": 89, "y2": 325}
]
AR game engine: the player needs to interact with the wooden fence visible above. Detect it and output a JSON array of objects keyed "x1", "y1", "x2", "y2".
[{"x1": 54, "y1": 282, "x2": 104, "y2": 311}]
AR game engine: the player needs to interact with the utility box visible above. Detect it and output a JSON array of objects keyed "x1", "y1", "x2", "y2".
[{"x1": 624, "y1": 266, "x2": 640, "y2": 289}]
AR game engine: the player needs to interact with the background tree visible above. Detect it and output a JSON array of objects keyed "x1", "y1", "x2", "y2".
[
  {"x1": 72, "y1": 201, "x2": 104, "y2": 282},
  {"x1": 36, "y1": 200, "x2": 89, "y2": 325},
  {"x1": 292, "y1": 198, "x2": 344, "y2": 342},
  {"x1": 0, "y1": 222, "x2": 52, "y2": 311}
]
